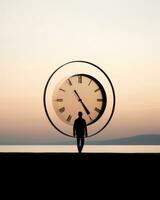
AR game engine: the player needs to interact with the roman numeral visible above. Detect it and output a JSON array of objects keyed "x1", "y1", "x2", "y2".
[
  {"x1": 68, "y1": 79, "x2": 72, "y2": 86},
  {"x1": 94, "y1": 88, "x2": 100, "y2": 92},
  {"x1": 59, "y1": 89, "x2": 65, "y2": 92},
  {"x1": 59, "y1": 107, "x2": 65, "y2": 113},
  {"x1": 78, "y1": 76, "x2": 82, "y2": 83},
  {"x1": 95, "y1": 107, "x2": 101, "y2": 113},
  {"x1": 57, "y1": 99, "x2": 63, "y2": 102},
  {"x1": 66, "y1": 115, "x2": 72, "y2": 122},
  {"x1": 97, "y1": 99, "x2": 103, "y2": 102},
  {"x1": 89, "y1": 116, "x2": 93, "y2": 121},
  {"x1": 88, "y1": 79, "x2": 92, "y2": 86}
]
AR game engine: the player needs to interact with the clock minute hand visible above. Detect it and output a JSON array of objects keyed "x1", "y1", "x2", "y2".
[
  {"x1": 74, "y1": 90, "x2": 81, "y2": 101},
  {"x1": 74, "y1": 90, "x2": 90, "y2": 115}
]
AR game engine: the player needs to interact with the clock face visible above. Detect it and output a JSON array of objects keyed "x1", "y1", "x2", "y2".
[{"x1": 52, "y1": 74, "x2": 107, "y2": 126}]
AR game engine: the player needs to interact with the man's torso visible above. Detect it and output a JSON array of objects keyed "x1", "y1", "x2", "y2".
[{"x1": 74, "y1": 118, "x2": 86, "y2": 137}]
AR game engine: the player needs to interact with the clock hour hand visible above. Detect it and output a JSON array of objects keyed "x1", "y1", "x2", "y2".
[
  {"x1": 74, "y1": 90, "x2": 90, "y2": 115},
  {"x1": 80, "y1": 100, "x2": 91, "y2": 115}
]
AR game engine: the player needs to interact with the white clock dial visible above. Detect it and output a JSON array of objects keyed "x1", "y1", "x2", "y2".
[{"x1": 52, "y1": 74, "x2": 107, "y2": 126}]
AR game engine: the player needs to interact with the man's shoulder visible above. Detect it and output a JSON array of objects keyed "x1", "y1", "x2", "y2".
[
  {"x1": 75, "y1": 118, "x2": 86, "y2": 122},
  {"x1": 74, "y1": 118, "x2": 80, "y2": 123}
]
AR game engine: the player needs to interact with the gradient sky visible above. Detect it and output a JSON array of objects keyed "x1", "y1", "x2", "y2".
[{"x1": 0, "y1": 0, "x2": 160, "y2": 144}]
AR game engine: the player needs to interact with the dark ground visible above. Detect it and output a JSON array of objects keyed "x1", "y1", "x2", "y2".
[
  {"x1": 0, "y1": 153, "x2": 159, "y2": 188},
  {"x1": 0, "y1": 153, "x2": 160, "y2": 167}
]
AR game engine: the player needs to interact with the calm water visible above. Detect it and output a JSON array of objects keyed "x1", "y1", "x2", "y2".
[{"x1": 0, "y1": 145, "x2": 160, "y2": 153}]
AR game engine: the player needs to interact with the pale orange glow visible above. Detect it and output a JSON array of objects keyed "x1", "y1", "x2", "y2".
[{"x1": 0, "y1": 0, "x2": 160, "y2": 144}]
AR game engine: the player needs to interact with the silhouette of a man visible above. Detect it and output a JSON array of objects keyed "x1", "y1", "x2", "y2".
[{"x1": 73, "y1": 112, "x2": 88, "y2": 153}]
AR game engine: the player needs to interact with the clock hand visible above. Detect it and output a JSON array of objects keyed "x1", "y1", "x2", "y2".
[
  {"x1": 80, "y1": 100, "x2": 91, "y2": 115},
  {"x1": 74, "y1": 90, "x2": 81, "y2": 101},
  {"x1": 74, "y1": 90, "x2": 90, "y2": 115}
]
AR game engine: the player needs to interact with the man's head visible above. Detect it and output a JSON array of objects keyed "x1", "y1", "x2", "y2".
[{"x1": 78, "y1": 112, "x2": 83, "y2": 118}]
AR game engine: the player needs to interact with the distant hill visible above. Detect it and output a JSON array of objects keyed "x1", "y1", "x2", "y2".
[
  {"x1": 2, "y1": 134, "x2": 159, "y2": 145},
  {"x1": 86, "y1": 134, "x2": 160, "y2": 145}
]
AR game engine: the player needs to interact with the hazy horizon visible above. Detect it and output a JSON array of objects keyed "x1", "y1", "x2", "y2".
[{"x1": 0, "y1": 0, "x2": 160, "y2": 145}]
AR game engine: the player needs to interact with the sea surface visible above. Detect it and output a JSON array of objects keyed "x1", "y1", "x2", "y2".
[{"x1": 0, "y1": 145, "x2": 160, "y2": 153}]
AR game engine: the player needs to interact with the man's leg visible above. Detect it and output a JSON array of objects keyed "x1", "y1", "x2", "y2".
[
  {"x1": 80, "y1": 137, "x2": 84, "y2": 153},
  {"x1": 77, "y1": 137, "x2": 81, "y2": 153}
]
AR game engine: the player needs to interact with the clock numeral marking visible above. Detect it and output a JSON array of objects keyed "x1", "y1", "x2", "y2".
[
  {"x1": 78, "y1": 76, "x2": 82, "y2": 83},
  {"x1": 66, "y1": 115, "x2": 72, "y2": 122},
  {"x1": 89, "y1": 116, "x2": 93, "y2": 121},
  {"x1": 95, "y1": 107, "x2": 101, "y2": 113},
  {"x1": 59, "y1": 89, "x2": 66, "y2": 92},
  {"x1": 88, "y1": 79, "x2": 92, "y2": 86},
  {"x1": 59, "y1": 107, "x2": 65, "y2": 113},
  {"x1": 94, "y1": 88, "x2": 100, "y2": 92},
  {"x1": 97, "y1": 99, "x2": 103, "y2": 102},
  {"x1": 68, "y1": 79, "x2": 72, "y2": 86},
  {"x1": 57, "y1": 99, "x2": 63, "y2": 102}
]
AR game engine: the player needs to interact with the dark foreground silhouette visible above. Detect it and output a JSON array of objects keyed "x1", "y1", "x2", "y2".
[
  {"x1": 73, "y1": 112, "x2": 88, "y2": 153},
  {"x1": 1, "y1": 153, "x2": 160, "y2": 182}
]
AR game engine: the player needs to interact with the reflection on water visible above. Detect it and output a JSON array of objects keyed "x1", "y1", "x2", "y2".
[{"x1": 0, "y1": 145, "x2": 160, "y2": 153}]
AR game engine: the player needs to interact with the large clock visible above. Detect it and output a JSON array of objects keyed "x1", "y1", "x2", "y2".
[
  {"x1": 44, "y1": 61, "x2": 116, "y2": 137},
  {"x1": 52, "y1": 74, "x2": 107, "y2": 126}
]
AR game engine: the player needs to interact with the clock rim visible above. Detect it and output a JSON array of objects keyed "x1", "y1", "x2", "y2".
[
  {"x1": 52, "y1": 73, "x2": 107, "y2": 126},
  {"x1": 43, "y1": 60, "x2": 116, "y2": 138},
  {"x1": 70, "y1": 73, "x2": 107, "y2": 126}
]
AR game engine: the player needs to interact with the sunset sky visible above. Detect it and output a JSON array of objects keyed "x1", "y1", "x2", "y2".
[{"x1": 0, "y1": 0, "x2": 160, "y2": 144}]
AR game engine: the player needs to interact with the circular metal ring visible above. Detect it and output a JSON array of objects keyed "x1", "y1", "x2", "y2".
[{"x1": 43, "y1": 60, "x2": 116, "y2": 137}]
